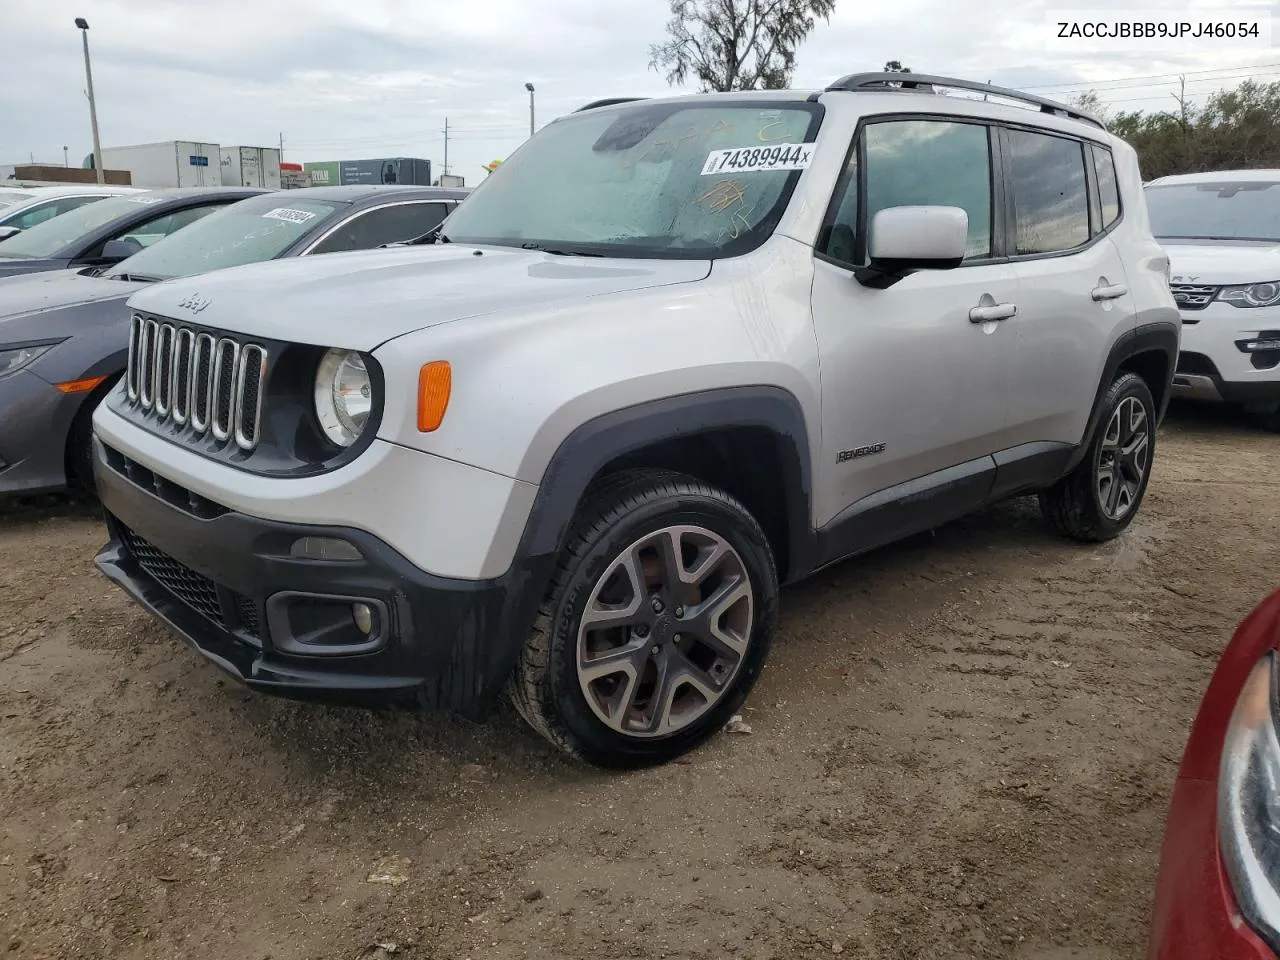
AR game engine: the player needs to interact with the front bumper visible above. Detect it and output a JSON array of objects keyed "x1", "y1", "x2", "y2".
[
  {"x1": 92, "y1": 437, "x2": 553, "y2": 714},
  {"x1": 0, "y1": 369, "x2": 81, "y2": 494},
  {"x1": 1172, "y1": 306, "x2": 1280, "y2": 408}
]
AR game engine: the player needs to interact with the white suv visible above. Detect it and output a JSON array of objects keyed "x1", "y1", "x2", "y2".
[
  {"x1": 1146, "y1": 170, "x2": 1280, "y2": 430},
  {"x1": 90, "y1": 74, "x2": 1179, "y2": 767}
]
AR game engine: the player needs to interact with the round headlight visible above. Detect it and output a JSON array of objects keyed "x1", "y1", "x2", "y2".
[{"x1": 314, "y1": 348, "x2": 373, "y2": 447}]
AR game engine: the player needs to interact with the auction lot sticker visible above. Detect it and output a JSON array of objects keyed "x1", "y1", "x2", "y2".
[
  {"x1": 262, "y1": 208, "x2": 318, "y2": 224},
  {"x1": 701, "y1": 143, "x2": 813, "y2": 175}
]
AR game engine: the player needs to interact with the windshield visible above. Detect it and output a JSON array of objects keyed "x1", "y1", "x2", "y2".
[
  {"x1": 0, "y1": 191, "x2": 34, "y2": 210},
  {"x1": 1145, "y1": 181, "x2": 1280, "y2": 241},
  {"x1": 103, "y1": 195, "x2": 344, "y2": 281},
  {"x1": 443, "y1": 101, "x2": 822, "y2": 258},
  {"x1": 0, "y1": 194, "x2": 164, "y2": 259}
]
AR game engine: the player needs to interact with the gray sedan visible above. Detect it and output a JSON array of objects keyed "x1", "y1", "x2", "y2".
[{"x1": 0, "y1": 185, "x2": 469, "y2": 496}]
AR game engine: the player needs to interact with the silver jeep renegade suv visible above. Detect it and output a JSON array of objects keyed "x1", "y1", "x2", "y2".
[{"x1": 91, "y1": 73, "x2": 1179, "y2": 767}]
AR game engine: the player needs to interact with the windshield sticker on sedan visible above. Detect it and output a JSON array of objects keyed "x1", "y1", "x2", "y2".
[
  {"x1": 700, "y1": 143, "x2": 813, "y2": 175},
  {"x1": 261, "y1": 207, "x2": 318, "y2": 224},
  {"x1": 126, "y1": 197, "x2": 165, "y2": 204}
]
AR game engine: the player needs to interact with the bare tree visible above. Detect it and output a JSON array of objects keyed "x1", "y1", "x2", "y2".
[
  {"x1": 883, "y1": 60, "x2": 911, "y2": 73},
  {"x1": 649, "y1": 0, "x2": 838, "y2": 92}
]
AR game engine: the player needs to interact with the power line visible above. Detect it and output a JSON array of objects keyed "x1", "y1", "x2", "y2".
[{"x1": 1023, "y1": 61, "x2": 1280, "y2": 92}]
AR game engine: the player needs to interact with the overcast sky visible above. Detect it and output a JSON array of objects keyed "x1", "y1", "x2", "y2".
[{"x1": 2, "y1": 0, "x2": 1276, "y2": 183}]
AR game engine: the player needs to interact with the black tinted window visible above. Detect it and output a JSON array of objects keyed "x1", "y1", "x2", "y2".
[
  {"x1": 1093, "y1": 145, "x2": 1120, "y2": 227},
  {"x1": 821, "y1": 119, "x2": 991, "y2": 266},
  {"x1": 312, "y1": 202, "x2": 450, "y2": 254},
  {"x1": 1007, "y1": 129, "x2": 1089, "y2": 254}
]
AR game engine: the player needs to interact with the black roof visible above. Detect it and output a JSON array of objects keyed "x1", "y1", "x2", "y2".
[
  {"x1": 277, "y1": 185, "x2": 471, "y2": 203},
  {"x1": 132, "y1": 187, "x2": 270, "y2": 200}
]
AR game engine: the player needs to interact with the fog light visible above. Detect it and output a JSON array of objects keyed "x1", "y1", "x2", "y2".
[{"x1": 352, "y1": 602, "x2": 374, "y2": 635}]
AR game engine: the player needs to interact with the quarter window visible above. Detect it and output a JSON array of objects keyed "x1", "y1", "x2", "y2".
[
  {"x1": 1006, "y1": 129, "x2": 1089, "y2": 255},
  {"x1": 1092, "y1": 145, "x2": 1121, "y2": 228},
  {"x1": 821, "y1": 118, "x2": 993, "y2": 267}
]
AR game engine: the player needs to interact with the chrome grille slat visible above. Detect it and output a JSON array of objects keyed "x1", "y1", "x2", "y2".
[
  {"x1": 234, "y1": 345, "x2": 267, "y2": 450},
  {"x1": 171, "y1": 329, "x2": 194, "y2": 425},
  {"x1": 210, "y1": 339, "x2": 240, "y2": 442},
  {"x1": 120, "y1": 316, "x2": 268, "y2": 452},
  {"x1": 126, "y1": 315, "x2": 141, "y2": 401},
  {"x1": 154, "y1": 324, "x2": 175, "y2": 416},
  {"x1": 191, "y1": 333, "x2": 215, "y2": 434},
  {"x1": 140, "y1": 319, "x2": 159, "y2": 409}
]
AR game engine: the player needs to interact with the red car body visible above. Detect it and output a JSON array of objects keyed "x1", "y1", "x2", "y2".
[{"x1": 1148, "y1": 586, "x2": 1280, "y2": 959}]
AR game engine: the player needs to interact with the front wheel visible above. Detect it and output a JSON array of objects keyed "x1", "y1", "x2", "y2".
[
  {"x1": 1040, "y1": 372, "x2": 1156, "y2": 541},
  {"x1": 508, "y1": 470, "x2": 778, "y2": 768}
]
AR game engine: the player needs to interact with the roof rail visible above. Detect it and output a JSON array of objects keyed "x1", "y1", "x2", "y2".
[
  {"x1": 575, "y1": 97, "x2": 650, "y2": 113},
  {"x1": 822, "y1": 72, "x2": 1105, "y2": 129}
]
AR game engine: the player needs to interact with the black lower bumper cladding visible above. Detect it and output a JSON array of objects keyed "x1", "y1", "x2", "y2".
[{"x1": 91, "y1": 438, "x2": 551, "y2": 715}]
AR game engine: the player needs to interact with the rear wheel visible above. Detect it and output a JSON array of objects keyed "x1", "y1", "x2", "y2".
[
  {"x1": 508, "y1": 470, "x2": 778, "y2": 768},
  {"x1": 1039, "y1": 372, "x2": 1156, "y2": 541}
]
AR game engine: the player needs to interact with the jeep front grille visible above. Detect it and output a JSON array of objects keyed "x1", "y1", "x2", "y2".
[
  {"x1": 1170, "y1": 283, "x2": 1219, "y2": 313},
  {"x1": 125, "y1": 314, "x2": 267, "y2": 451}
]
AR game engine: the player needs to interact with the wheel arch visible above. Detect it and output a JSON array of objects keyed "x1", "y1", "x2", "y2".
[
  {"x1": 1065, "y1": 320, "x2": 1178, "y2": 474},
  {"x1": 516, "y1": 386, "x2": 817, "y2": 585}
]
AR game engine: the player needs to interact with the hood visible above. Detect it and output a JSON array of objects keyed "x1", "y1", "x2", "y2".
[
  {"x1": 0, "y1": 268, "x2": 141, "y2": 321},
  {"x1": 126, "y1": 244, "x2": 712, "y2": 350},
  {"x1": 0, "y1": 270, "x2": 139, "y2": 344},
  {"x1": 1162, "y1": 240, "x2": 1280, "y2": 285},
  {"x1": 0, "y1": 256, "x2": 68, "y2": 279}
]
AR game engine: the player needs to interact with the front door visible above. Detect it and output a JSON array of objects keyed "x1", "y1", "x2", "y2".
[{"x1": 810, "y1": 116, "x2": 1016, "y2": 545}]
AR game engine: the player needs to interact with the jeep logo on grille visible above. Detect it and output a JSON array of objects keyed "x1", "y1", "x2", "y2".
[{"x1": 177, "y1": 293, "x2": 211, "y2": 315}]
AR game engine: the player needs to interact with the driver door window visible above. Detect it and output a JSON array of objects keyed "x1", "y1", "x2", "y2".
[{"x1": 310, "y1": 202, "x2": 452, "y2": 254}]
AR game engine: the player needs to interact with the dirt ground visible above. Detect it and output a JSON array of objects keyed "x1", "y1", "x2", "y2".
[{"x1": 1, "y1": 403, "x2": 1276, "y2": 960}]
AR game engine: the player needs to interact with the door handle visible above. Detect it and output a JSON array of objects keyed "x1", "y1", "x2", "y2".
[
  {"x1": 969, "y1": 302, "x2": 1017, "y2": 323},
  {"x1": 1091, "y1": 282, "x2": 1128, "y2": 301}
]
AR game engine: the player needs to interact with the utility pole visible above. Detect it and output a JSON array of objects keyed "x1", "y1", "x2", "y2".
[
  {"x1": 443, "y1": 117, "x2": 449, "y2": 175},
  {"x1": 278, "y1": 131, "x2": 284, "y2": 161},
  {"x1": 525, "y1": 82, "x2": 535, "y2": 137},
  {"x1": 63, "y1": 146, "x2": 69, "y2": 167},
  {"x1": 75, "y1": 17, "x2": 104, "y2": 184}
]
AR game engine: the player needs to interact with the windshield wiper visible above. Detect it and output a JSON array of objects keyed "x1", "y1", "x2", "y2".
[
  {"x1": 519, "y1": 241, "x2": 605, "y2": 258},
  {"x1": 403, "y1": 223, "x2": 451, "y2": 245}
]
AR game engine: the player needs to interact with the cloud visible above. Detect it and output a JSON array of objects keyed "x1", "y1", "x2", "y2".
[{"x1": 2, "y1": 0, "x2": 1275, "y2": 181}]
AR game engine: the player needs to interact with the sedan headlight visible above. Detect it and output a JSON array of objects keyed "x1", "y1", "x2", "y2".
[
  {"x1": 1218, "y1": 281, "x2": 1280, "y2": 308},
  {"x1": 1219, "y1": 651, "x2": 1280, "y2": 950},
  {"x1": 0, "y1": 344, "x2": 53, "y2": 378},
  {"x1": 313, "y1": 348, "x2": 375, "y2": 447}
]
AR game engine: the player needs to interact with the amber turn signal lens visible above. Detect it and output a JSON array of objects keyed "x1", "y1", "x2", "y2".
[
  {"x1": 417, "y1": 361, "x2": 451, "y2": 432},
  {"x1": 55, "y1": 374, "x2": 108, "y2": 394}
]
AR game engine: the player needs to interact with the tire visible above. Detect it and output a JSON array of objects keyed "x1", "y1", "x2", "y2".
[
  {"x1": 1039, "y1": 372, "x2": 1156, "y2": 542},
  {"x1": 1247, "y1": 405, "x2": 1280, "y2": 433},
  {"x1": 67, "y1": 376, "x2": 119, "y2": 494},
  {"x1": 508, "y1": 469, "x2": 779, "y2": 768}
]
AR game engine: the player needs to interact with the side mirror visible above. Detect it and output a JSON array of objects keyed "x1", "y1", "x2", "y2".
[
  {"x1": 856, "y1": 205, "x2": 968, "y2": 289},
  {"x1": 0, "y1": 226, "x2": 19, "y2": 242},
  {"x1": 99, "y1": 237, "x2": 143, "y2": 263}
]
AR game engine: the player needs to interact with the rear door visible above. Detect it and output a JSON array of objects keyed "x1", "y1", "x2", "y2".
[{"x1": 1000, "y1": 127, "x2": 1136, "y2": 449}]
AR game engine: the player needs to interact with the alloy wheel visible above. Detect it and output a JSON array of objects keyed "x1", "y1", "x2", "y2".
[
  {"x1": 576, "y1": 524, "x2": 754, "y2": 738},
  {"x1": 1096, "y1": 395, "x2": 1150, "y2": 521}
]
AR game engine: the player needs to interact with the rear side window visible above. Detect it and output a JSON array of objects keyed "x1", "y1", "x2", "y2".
[
  {"x1": 820, "y1": 118, "x2": 992, "y2": 266},
  {"x1": 1006, "y1": 129, "x2": 1089, "y2": 255},
  {"x1": 1092, "y1": 145, "x2": 1121, "y2": 228}
]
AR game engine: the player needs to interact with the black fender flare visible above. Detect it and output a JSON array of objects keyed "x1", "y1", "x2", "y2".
[
  {"x1": 1065, "y1": 320, "x2": 1179, "y2": 474},
  {"x1": 517, "y1": 385, "x2": 816, "y2": 576}
]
